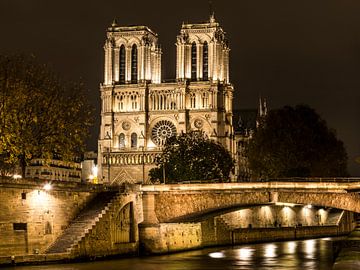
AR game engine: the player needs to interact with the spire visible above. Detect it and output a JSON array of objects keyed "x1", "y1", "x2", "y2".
[
  {"x1": 263, "y1": 98, "x2": 268, "y2": 116},
  {"x1": 258, "y1": 95, "x2": 264, "y2": 117},
  {"x1": 209, "y1": 0, "x2": 215, "y2": 23},
  {"x1": 111, "y1": 18, "x2": 118, "y2": 28},
  {"x1": 258, "y1": 95, "x2": 268, "y2": 118}
]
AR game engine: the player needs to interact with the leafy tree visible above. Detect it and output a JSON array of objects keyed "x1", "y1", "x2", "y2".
[
  {"x1": 246, "y1": 105, "x2": 348, "y2": 178},
  {"x1": 149, "y1": 131, "x2": 235, "y2": 183},
  {"x1": 0, "y1": 54, "x2": 93, "y2": 176}
]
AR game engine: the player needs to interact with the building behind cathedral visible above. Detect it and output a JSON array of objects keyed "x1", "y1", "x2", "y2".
[{"x1": 97, "y1": 14, "x2": 259, "y2": 184}]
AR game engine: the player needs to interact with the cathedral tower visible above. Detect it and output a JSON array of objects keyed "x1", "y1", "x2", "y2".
[
  {"x1": 98, "y1": 16, "x2": 235, "y2": 184},
  {"x1": 176, "y1": 14, "x2": 229, "y2": 83}
]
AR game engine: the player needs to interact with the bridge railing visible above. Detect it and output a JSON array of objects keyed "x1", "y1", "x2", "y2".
[
  {"x1": 263, "y1": 177, "x2": 360, "y2": 183},
  {"x1": 175, "y1": 178, "x2": 360, "y2": 184}
]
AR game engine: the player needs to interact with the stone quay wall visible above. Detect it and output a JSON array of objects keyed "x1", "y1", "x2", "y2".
[
  {"x1": 0, "y1": 178, "x2": 107, "y2": 257},
  {"x1": 71, "y1": 190, "x2": 143, "y2": 258}
]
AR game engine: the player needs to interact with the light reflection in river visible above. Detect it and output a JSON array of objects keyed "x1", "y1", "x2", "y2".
[{"x1": 3, "y1": 237, "x2": 342, "y2": 270}]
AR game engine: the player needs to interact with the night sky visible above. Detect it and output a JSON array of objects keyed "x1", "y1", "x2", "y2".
[{"x1": 1, "y1": 0, "x2": 359, "y2": 175}]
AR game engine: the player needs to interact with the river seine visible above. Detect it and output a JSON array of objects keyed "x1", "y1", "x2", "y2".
[{"x1": 5, "y1": 237, "x2": 342, "y2": 270}]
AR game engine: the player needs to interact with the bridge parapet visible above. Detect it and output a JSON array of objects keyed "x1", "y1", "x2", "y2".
[
  {"x1": 141, "y1": 181, "x2": 360, "y2": 193},
  {"x1": 140, "y1": 182, "x2": 360, "y2": 223}
]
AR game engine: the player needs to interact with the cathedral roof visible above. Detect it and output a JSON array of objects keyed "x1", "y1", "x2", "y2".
[{"x1": 108, "y1": 25, "x2": 157, "y2": 37}]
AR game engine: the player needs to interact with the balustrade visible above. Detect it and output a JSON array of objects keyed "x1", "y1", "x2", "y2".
[{"x1": 103, "y1": 149, "x2": 161, "y2": 165}]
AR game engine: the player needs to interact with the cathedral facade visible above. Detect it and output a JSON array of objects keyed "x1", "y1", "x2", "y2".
[{"x1": 98, "y1": 15, "x2": 236, "y2": 184}]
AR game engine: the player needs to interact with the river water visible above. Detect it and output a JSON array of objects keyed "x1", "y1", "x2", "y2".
[{"x1": 5, "y1": 237, "x2": 342, "y2": 270}]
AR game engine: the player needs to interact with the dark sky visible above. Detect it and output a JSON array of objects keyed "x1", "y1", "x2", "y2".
[{"x1": 1, "y1": 0, "x2": 360, "y2": 175}]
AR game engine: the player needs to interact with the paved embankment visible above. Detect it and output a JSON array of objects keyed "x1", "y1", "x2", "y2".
[{"x1": 333, "y1": 219, "x2": 360, "y2": 270}]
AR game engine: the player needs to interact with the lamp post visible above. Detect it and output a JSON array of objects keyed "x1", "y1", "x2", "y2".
[
  {"x1": 140, "y1": 146, "x2": 145, "y2": 183},
  {"x1": 162, "y1": 163, "x2": 166, "y2": 184},
  {"x1": 139, "y1": 131, "x2": 146, "y2": 183}
]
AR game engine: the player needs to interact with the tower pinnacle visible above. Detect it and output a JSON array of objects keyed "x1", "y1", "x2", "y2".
[{"x1": 209, "y1": 1, "x2": 215, "y2": 23}]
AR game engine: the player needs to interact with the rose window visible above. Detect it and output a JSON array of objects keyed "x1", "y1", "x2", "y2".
[
  {"x1": 122, "y1": 121, "x2": 131, "y2": 131},
  {"x1": 151, "y1": 120, "x2": 177, "y2": 146},
  {"x1": 194, "y1": 118, "x2": 204, "y2": 129}
]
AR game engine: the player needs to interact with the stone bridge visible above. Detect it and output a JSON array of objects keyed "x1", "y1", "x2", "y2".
[{"x1": 140, "y1": 181, "x2": 360, "y2": 224}]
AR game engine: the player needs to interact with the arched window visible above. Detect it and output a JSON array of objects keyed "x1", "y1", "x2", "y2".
[
  {"x1": 202, "y1": 92, "x2": 208, "y2": 108},
  {"x1": 119, "y1": 45, "x2": 125, "y2": 84},
  {"x1": 131, "y1": 133, "x2": 137, "y2": 148},
  {"x1": 119, "y1": 133, "x2": 125, "y2": 149},
  {"x1": 118, "y1": 95, "x2": 124, "y2": 111},
  {"x1": 203, "y1": 42, "x2": 208, "y2": 80},
  {"x1": 190, "y1": 93, "x2": 196, "y2": 108},
  {"x1": 191, "y1": 42, "x2": 197, "y2": 81},
  {"x1": 131, "y1": 44, "x2": 138, "y2": 84},
  {"x1": 131, "y1": 95, "x2": 137, "y2": 110}
]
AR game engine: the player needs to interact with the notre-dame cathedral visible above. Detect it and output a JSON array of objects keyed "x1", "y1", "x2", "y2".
[{"x1": 98, "y1": 14, "x2": 241, "y2": 184}]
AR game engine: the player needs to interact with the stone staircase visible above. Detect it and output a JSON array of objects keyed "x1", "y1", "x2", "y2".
[{"x1": 45, "y1": 191, "x2": 119, "y2": 254}]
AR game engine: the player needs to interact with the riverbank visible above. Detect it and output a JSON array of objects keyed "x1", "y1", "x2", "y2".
[
  {"x1": 0, "y1": 225, "x2": 350, "y2": 267},
  {"x1": 333, "y1": 219, "x2": 360, "y2": 270},
  {"x1": 0, "y1": 238, "x2": 342, "y2": 270}
]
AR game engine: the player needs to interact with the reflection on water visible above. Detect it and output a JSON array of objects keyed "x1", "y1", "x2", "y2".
[{"x1": 4, "y1": 237, "x2": 341, "y2": 270}]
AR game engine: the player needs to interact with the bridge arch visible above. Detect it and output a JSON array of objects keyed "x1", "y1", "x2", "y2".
[{"x1": 142, "y1": 188, "x2": 360, "y2": 223}]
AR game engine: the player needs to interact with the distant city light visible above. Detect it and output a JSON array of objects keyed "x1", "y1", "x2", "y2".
[
  {"x1": 43, "y1": 183, "x2": 52, "y2": 191},
  {"x1": 13, "y1": 174, "x2": 22, "y2": 179}
]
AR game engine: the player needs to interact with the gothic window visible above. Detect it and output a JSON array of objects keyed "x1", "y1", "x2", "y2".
[
  {"x1": 119, "y1": 133, "x2": 125, "y2": 149},
  {"x1": 118, "y1": 96, "x2": 124, "y2": 111},
  {"x1": 201, "y1": 92, "x2": 208, "y2": 108},
  {"x1": 131, "y1": 133, "x2": 137, "y2": 148},
  {"x1": 191, "y1": 42, "x2": 197, "y2": 81},
  {"x1": 203, "y1": 42, "x2": 208, "y2": 80},
  {"x1": 190, "y1": 93, "x2": 196, "y2": 108},
  {"x1": 131, "y1": 44, "x2": 138, "y2": 84},
  {"x1": 131, "y1": 95, "x2": 137, "y2": 110},
  {"x1": 119, "y1": 45, "x2": 125, "y2": 84}
]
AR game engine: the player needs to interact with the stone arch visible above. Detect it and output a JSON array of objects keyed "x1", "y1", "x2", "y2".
[
  {"x1": 115, "y1": 37, "x2": 129, "y2": 47},
  {"x1": 127, "y1": 37, "x2": 141, "y2": 47},
  {"x1": 148, "y1": 190, "x2": 360, "y2": 223},
  {"x1": 111, "y1": 201, "x2": 135, "y2": 244}
]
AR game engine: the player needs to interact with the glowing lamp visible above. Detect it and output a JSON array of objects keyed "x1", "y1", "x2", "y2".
[
  {"x1": 92, "y1": 165, "x2": 98, "y2": 177},
  {"x1": 43, "y1": 183, "x2": 52, "y2": 191}
]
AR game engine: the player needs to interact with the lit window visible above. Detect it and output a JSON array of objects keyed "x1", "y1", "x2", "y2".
[
  {"x1": 119, "y1": 45, "x2": 125, "y2": 84},
  {"x1": 203, "y1": 42, "x2": 208, "y2": 80},
  {"x1": 119, "y1": 133, "x2": 125, "y2": 148},
  {"x1": 131, "y1": 44, "x2": 138, "y2": 84},
  {"x1": 190, "y1": 93, "x2": 196, "y2": 108},
  {"x1": 131, "y1": 133, "x2": 137, "y2": 148},
  {"x1": 191, "y1": 42, "x2": 197, "y2": 81}
]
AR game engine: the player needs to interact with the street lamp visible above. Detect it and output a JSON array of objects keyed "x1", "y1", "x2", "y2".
[
  {"x1": 140, "y1": 146, "x2": 145, "y2": 183},
  {"x1": 163, "y1": 162, "x2": 166, "y2": 184}
]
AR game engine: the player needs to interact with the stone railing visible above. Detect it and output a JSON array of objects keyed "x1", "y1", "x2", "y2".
[{"x1": 101, "y1": 149, "x2": 162, "y2": 166}]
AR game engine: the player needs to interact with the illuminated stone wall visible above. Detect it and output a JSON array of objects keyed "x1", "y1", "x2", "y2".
[
  {"x1": 71, "y1": 192, "x2": 143, "y2": 258},
  {"x1": 0, "y1": 178, "x2": 96, "y2": 256},
  {"x1": 219, "y1": 205, "x2": 341, "y2": 228}
]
